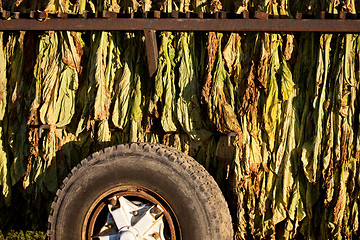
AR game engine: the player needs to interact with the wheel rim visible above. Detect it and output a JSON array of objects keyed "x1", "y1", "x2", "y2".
[{"x1": 82, "y1": 185, "x2": 181, "y2": 240}]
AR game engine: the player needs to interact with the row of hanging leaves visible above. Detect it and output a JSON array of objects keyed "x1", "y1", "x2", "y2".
[{"x1": 0, "y1": 0, "x2": 360, "y2": 239}]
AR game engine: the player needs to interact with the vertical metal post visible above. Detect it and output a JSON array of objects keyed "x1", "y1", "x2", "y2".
[{"x1": 143, "y1": 29, "x2": 158, "y2": 77}]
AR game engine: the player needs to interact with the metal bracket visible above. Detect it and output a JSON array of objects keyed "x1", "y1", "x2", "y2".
[
  {"x1": 227, "y1": 132, "x2": 237, "y2": 146},
  {"x1": 37, "y1": 125, "x2": 66, "y2": 138}
]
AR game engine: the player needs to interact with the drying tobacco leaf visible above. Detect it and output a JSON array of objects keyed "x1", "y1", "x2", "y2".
[
  {"x1": 201, "y1": 32, "x2": 219, "y2": 104},
  {"x1": 112, "y1": 33, "x2": 134, "y2": 130},
  {"x1": 176, "y1": 32, "x2": 211, "y2": 141},
  {"x1": 0, "y1": 32, "x2": 10, "y2": 204},
  {"x1": 154, "y1": 32, "x2": 178, "y2": 132}
]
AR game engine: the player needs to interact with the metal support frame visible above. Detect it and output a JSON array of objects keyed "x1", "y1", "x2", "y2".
[{"x1": 143, "y1": 29, "x2": 158, "y2": 77}]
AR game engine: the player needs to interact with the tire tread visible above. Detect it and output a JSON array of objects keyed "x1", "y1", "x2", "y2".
[{"x1": 47, "y1": 143, "x2": 233, "y2": 239}]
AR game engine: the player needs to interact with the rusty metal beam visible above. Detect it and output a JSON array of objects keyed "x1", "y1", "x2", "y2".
[
  {"x1": 143, "y1": 29, "x2": 158, "y2": 77},
  {"x1": 0, "y1": 18, "x2": 359, "y2": 32}
]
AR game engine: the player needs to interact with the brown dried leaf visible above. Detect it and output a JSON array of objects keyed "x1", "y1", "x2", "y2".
[
  {"x1": 239, "y1": 63, "x2": 257, "y2": 115},
  {"x1": 201, "y1": 32, "x2": 219, "y2": 104},
  {"x1": 284, "y1": 35, "x2": 294, "y2": 61},
  {"x1": 210, "y1": 0, "x2": 222, "y2": 12},
  {"x1": 257, "y1": 43, "x2": 269, "y2": 89},
  {"x1": 62, "y1": 32, "x2": 83, "y2": 75},
  {"x1": 223, "y1": 33, "x2": 242, "y2": 75},
  {"x1": 15, "y1": 0, "x2": 23, "y2": 7}
]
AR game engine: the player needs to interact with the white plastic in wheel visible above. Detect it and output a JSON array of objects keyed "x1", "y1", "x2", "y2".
[{"x1": 95, "y1": 196, "x2": 165, "y2": 240}]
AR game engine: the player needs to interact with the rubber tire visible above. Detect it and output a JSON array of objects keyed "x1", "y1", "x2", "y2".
[{"x1": 47, "y1": 143, "x2": 233, "y2": 240}]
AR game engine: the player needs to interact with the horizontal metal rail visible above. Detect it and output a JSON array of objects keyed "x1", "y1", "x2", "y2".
[
  {"x1": 0, "y1": 18, "x2": 359, "y2": 32},
  {"x1": 0, "y1": 10, "x2": 359, "y2": 32}
]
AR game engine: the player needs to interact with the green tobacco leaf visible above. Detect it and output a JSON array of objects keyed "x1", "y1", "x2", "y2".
[
  {"x1": 94, "y1": 31, "x2": 112, "y2": 121},
  {"x1": 42, "y1": 130, "x2": 58, "y2": 193},
  {"x1": 7, "y1": 32, "x2": 28, "y2": 187},
  {"x1": 129, "y1": 38, "x2": 145, "y2": 142},
  {"x1": 280, "y1": 57, "x2": 295, "y2": 101},
  {"x1": 98, "y1": 120, "x2": 111, "y2": 147},
  {"x1": 130, "y1": 59, "x2": 142, "y2": 124},
  {"x1": 264, "y1": 34, "x2": 281, "y2": 152},
  {"x1": 176, "y1": 32, "x2": 211, "y2": 141},
  {"x1": 272, "y1": 50, "x2": 296, "y2": 174},
  {"x1": 0, "y1": 32, "x2": 10, "y2": 204},
  {"x1": 0, "y1": 130, "x2": 9, "y2": 203},
  {"x1": 223, "y1": 33, "x2": 242, "y2": 78},
  {"x1": 154, "y1": 32, "x2": 178, "y2": 132},
  {"x1": 36, "y1": 31, "x2": 80, "y2": 127},
  {"x1": 112, "y1": 33, "x2": 134, "y2": 130},
  {"x1": 303, "y1": 34, "x2": 332, "y2": 183},
  {"x1": 0, "y1": 33, "x2": 7, "y2": 121},
  {"x1": 208, "y1": 33, "x2": 241, "y2": 135},
  {"x1": 76, "y1": 31, "x2": 101, "y2": 136},
  {"x1": 240, "y1": 115, "x2": 262, "y2": 178}
]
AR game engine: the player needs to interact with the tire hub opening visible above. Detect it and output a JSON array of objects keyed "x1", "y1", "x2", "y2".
[{"x1": 82, "y1": 186, "x2": 180, "y2": 240}]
